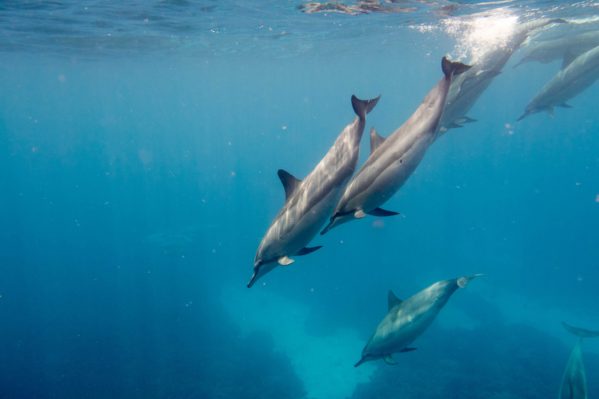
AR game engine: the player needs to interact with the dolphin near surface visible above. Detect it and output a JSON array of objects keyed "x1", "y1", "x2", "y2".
[
  {"x1": 439, "y1": 18, "x2": 565, "y2": 132},
  {"x1": 559, "y1": 322, "x2": 599, "y2": 399},
  {"x1": 248, "y1": 95, "x2": 380, "y2": 288},
  {"x1": 320, "y1": 57, "x2": 470, "y2": 234},
  {"x1": 518, "y1": 44, "x2": 599, "y2": 120},
  {"x1": 514, "y1": 30, "x2": 599, "y2": 69},
  {"x1": 354, "y1": 274, "x2": 482, "y2": 367}
]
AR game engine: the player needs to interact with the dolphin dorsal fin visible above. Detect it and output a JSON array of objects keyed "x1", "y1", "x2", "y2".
[
  {"x1": 277, "y1": 169, "x2": 302, "y2": 201},
  {"x1": 387, "y1": 290, "x2": 402, "y2": 310},
  {"x1": 370, "y1": 128, "x2": 386, "y2": 154}
]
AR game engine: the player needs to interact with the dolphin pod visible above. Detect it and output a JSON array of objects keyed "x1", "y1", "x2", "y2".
[
  {"x1": 518, "y1": 45, "x2": 599, "y2": 120},
  {"x1": 321, "y1": 57, "x2": 470, "y2": 234},
  {"x1": 559, "y1": 322, "x2": 599, "y2": 399},
  {"x1": 439, "y1": 18, "x2": 564, "y2": 132},
  {"x1": 249, "y1": 95, "x2": 379, "y2": 287},
  {"x1": 354, "y1": 274, "x2": 482, "y2": 367}
]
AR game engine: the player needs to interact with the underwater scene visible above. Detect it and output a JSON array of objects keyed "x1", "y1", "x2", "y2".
[{"x1": 2, "y1": 1, "x2": 599, "y2": 398}]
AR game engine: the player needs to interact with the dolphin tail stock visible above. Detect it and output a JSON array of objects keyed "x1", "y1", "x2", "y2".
[
  {"x1": 562, "y1": 322, "x2": 599, "y2": 339},
  {"x1": 441, "y1": 57, "x2": 472, "y2": 80},
  {"x1": 456, "y1": 273, "x2": 484, "y2": 288},
  {"x1": 351, "y1": 94, "x2": 381, "y2": 120}
]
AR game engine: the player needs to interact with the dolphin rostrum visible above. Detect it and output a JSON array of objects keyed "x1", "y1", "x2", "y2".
[
  {"x1": 354, "y1": 274, "x2": 482, "y2": 367},
  {"x1": 321, "y1": 57, "x2": 470, "y2": 234},
  {"x1": 559, "y1": 322, "x2": 599, "y2": 399},
  {"x1": 248, "y1": 95, "x2": 379, "y2": 287},
  {"x1": 518, "y1": 44, "x2": 599, "y2": 120},
  {"x1": 440, "y1": 18, "x2": 565, "y2": 132}
]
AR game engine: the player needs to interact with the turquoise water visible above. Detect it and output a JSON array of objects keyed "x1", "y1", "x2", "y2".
[{"x1": 1, "y1": 1, "x2": 599, "y2": 398}]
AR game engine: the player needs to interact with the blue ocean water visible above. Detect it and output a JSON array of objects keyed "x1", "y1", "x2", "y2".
[{"x1": 1, "y1": 1, "x2": 599, "y2": 398}]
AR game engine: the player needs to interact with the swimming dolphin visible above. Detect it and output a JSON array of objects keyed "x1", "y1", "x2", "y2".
[
  {"x1": 514, "y1": 30, "x2": 599, "y2": 69},
  {"x1": 518, "y1": 44, "x2": 599, "y2": 120},
  {"x1": 354, "y1": 274, "x2": 482, "y2": 367},
  {"x1": 248, "y1": 95, "x2": 379, "y2": 287},
  {"x1": 439, "y1": 18, "x2": 565, "y2": 131},
  {"x1": 320, "y1": 57, "x2": 470, "y2": 234},
  {"x1": 559, "y1": 322, "x2": 599, "y2": 399}
]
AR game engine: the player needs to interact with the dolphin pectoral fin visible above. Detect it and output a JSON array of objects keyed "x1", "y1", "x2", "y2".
[
  {"x1": 562, "y1": 321, "x2": 599, "y2": 338},
  {"x1": 320, "y1": 220, "x2": 334, "y2": 235},
  {"x1": 383, "y1": 355, "x2": 397, "y2": 365},
  {"x1": 387, "y1": 290, "x2": 403, "y2": 310},
  {"x1": 400, "y1": 347, "x2": 417, "y2": 352},
  {"x1": 354, "y1": 209, "x2": 367, "y2": 219},
  {"x1": 278, "y1": 169, "x2": 302, "y2": 201},
  {"x1": 455, "y1": 116, "x2": 476, "y2": 125},
  {"x1": 558, "y1": 103, "x2": 572, "y2": 109},
  {"x1": 297, "y1": 246, "x2": 322, "y2": 256},
  {"x1": 351, "y1": 95, "x2": 380, "y2": 119},
  {"x1": 448, "y1": 122, "x2": 463, "y2": 129},
  {"x1": 367, "y1": 207, "x2": 399, "y2": 217},
  {"x1": 278, "y1": 256, "x2": 295, "y2": 266}
]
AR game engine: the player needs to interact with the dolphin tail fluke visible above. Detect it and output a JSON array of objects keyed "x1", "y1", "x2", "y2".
[
  {"x1": 457, "y1": 273, "x2": 484, "y2": 288},
  {"x1": 562, "y1": 322, "x2": 599, "y2": 338},
  {"x1": 441, "y1": 57, "x2": 471, "y2": 79},
  {"x1": 351, "y1": 95, "x2": 380, "y2": 120}
]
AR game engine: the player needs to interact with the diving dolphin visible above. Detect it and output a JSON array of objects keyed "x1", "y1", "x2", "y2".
[
  {"x1": 354, "y1": 274, "x2": 482, "y2": 367},
  {"x1": 248, "y1": 95, "x2": 379, "y2": 287},
  {"x1": 518, "y1": 45, "x2": 599, "y2": 120},
  {"x1": 439, "y1": 18, "x2": 565, "y2": 131},
  {"x1": 514, "y1": 30, "x2": 599, "y2": 69},
  {"x1": 321, "y1": 57, "x2": 470, "y2": 234},
  {"x1": 559, "y1": 322, "x2": 599, "y2": 399}
]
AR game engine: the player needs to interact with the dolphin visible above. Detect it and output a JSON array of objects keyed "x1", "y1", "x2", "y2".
[
  {"x1": 559, "y1": 322, "x2": 599, "y2": 399},
  {"x1": 248, "y1": 95, "x2": 379, "y2": 287},
  {"x1": 321, "y1": 57, "x2": 470, "y2": 234},
  {"x1": 514, "y1": 30, "x2": 599, "y2": 69},
  {"x1": 439, "y1": 18, "x2": 565, "y2": 132},
  {"x1": 354, "y1": 274, "x2": 482, "y2": 367},
  {"x1": 518, "y1": 44, "x2": 599, "y2": 120}
]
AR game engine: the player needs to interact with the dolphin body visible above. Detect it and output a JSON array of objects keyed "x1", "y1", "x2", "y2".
[
  {"x1": 518, "y1": 45, "x2": 599, "y2": 120},
  {"x1": 354, "y1": 274, "x2": 481, "y2": 367},
  {"x1": 514, "y1": 30, "x2": 599, "y2": 69},
  {"x1": 559, "y1": 322, "x2": 599, "y2": 399},
  {"x1": 439, "y1": 18, "x2": 564, "y2": 132},
  {"x1": 320, "y1": 57, "x2": 470, "y2": 234},
  {"x1": 248, "y1": 95, "x2": 379, "y2": 287}
]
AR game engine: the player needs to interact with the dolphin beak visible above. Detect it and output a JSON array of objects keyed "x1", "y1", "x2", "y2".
[
  {"x1": 354, "y1": 357, "x2": 366, "y2": 368},
  {"x1": 516, "y1": 112, "x2": 528, "y2": 122},
  {"x1": 247, "y1": 270, "x2": 259, "y2": 288}
]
